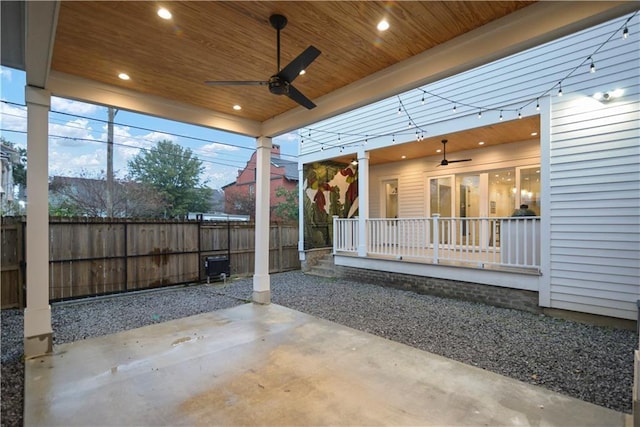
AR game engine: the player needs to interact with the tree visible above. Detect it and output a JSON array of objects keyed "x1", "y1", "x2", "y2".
[
  {"x1": 127, "y1": 140, "x2": 213, "y2": 218},
  {"x1": 225, "y1": 191, "x2": 255, "y2": 218},
  {"x1": 49, "y1": 171, "x2": 167, "y2": 218},
  {"x1": 273, "y1": 186, "x2": 299, "y2": 222}
]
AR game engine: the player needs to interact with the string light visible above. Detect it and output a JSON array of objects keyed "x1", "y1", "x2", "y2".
[
  {"x1": 392, "y1": 134, "x2": 396, "y2": 144},
  {"x1": 301, "y1": 11, "x2": 636, "y2": 154}
]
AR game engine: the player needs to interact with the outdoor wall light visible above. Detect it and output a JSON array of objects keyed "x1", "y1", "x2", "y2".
[{"x1": 593, "y1": 89, "x2": 624, "y2": 102}]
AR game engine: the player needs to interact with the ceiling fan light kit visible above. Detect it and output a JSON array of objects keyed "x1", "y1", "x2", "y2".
[{"x1": 205, "y1": 14, "x2": 321, "y2": 109}]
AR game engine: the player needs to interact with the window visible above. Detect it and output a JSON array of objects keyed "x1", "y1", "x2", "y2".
[
  {"x1": 428, "y1": 165, "x2": 539, "y2": 218},
  {"x1": 382, "y1": 179, "x2": 398, "y2": 218},
  {"x1": 518, "y1": 167, "x2": 540, "y2": 215}
]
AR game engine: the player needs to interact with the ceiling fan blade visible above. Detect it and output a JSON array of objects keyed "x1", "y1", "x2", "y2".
[
  {"x1": 277, "y1": 45, "x2": 321, "y2": 83},
  {"x1": 287, "y1": 84, "x2": 316, "y2": 109},
  {"x1": 447, "y1": 159, "x2": 472, "y2": 163},
  {"x1": 204, "y1": 80, "x2": 268, "y2": 86}
]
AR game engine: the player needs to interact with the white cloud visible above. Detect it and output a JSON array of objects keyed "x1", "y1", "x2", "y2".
[
  {"x1": 199, "y1": 142, "x2": 240, "y2": 157},
  {"x1": 274, "y1": 132, "x2": 298, "y2": 142},
  {"x1": 49, "y1": 118, "x2": 100, "y2": 147},
  {"x1": 0, "y1": 102, "x2": 26, "y2": 131},
  {"x1": 202, "y1": 162, "x2": 238, "y2": 189},
  {"x1": 49, "y1": 149, "x2": 105, "y2": 177},
  {"x1": 0, "y1": 68, "x2": 12, "y2": 82},
  {"x1": 51, "y1": 97, "x2": 101, "y2": 116}
]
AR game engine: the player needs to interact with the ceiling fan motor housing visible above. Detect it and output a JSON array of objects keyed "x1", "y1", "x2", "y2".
[{"x1": 269, "y1": 76, "x2": 289, "y2": 95}]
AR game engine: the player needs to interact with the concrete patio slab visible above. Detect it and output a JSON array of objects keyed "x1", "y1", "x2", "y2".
[{"x1": 25, "y1": 303, "x2": 626, "y2": 426}]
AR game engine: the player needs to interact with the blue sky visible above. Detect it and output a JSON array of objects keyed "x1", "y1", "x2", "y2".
[{"x1": 0, "y1": 66, "x2": 299, "y2": 189}]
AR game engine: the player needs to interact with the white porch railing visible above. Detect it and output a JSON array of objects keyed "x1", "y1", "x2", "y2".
[{"x1": 333, "y1": 216, "x2": 540, "y2": 270}]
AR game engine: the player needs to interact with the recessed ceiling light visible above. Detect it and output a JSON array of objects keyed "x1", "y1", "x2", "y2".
[
  {"x1": 401, "y1": 155, "x2": 406, "y2": 159},
  {"x1": 118, "y1": 73, "x2": 130, "y2": 80},
  {"x1": 478, "y1": 141, "x2": 485, "y2": 145},
  {"x1": 233, "y1": 105, "x2": 242, "y2": 111},
  {"x1": 436, "y1": 149, "x2": 442, "y2": 153},
  {"x1": 158, "y1": 7, "x2": 172, "y2": 20},
  {"x1": 299, "y1": 69, "x2": 306, "y2": 75},
  {"x1": 377, "y1": 19, "x2": 389, "y2": 31},
  {"x1": 531, "y1": 132, "x2": 538, "y2": 136}
]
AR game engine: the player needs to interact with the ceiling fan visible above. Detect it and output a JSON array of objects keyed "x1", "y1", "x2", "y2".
[
  {"x1": 204, "y1": 14, "x2": 321, "y2": 109},
  {"x1": 437, "y1": 139, "x2": 472, "y2": 166}
]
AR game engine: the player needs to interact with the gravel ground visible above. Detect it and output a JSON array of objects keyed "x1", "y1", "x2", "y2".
[{"x1": 2, "y1": 270, "x2": 637, "y2": 426}]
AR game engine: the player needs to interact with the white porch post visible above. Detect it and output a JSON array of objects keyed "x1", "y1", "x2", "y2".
[
  {"x1": 357, "y1": 150, "x2": 369, "y2": 257},
  {"x1": 297, "y1": 162, "x2": 305, "y2": 261},
  {"x1": 24, "y1": 86, "x2": 53, "y2": 357},
  {"x1": 253, "y1": 136, "x2": 272, "y2": 304}
]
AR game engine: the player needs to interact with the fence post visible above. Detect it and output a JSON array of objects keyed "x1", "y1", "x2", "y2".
[
  {"x1": 432, "y1": 214, "x2": 439, "y2": 264},
  {"x1": 278, "y1": 223, "x2": 283, "y2": 272},
  {"x1": 124, "y1": 222, "x2": 128, "y2": 291}
]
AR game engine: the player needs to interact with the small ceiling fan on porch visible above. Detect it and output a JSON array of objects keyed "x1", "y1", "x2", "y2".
[
  {"x1": 204, "y1": 14, "x2": 321, "y2": 109},
  {"x1": 437, "y1": 139, "x2": 472, "y2": 166}
]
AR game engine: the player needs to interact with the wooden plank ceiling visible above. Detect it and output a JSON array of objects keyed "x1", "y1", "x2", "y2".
[
  {"x1": 52, "y1": 1, "x2": 535, "y2": 124},
  {"x1": 332, "y1": 115, "x2": 540, "y2": 165}
]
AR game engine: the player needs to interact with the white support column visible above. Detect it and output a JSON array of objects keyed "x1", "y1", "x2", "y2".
[
  {"x1": 357, "y1": 150, "x2": 369, "y2": 257},
  {"x1": 297, "y1": 162, "x2": 305, "y2": 261},
  {"x1": 253, "y1": 136, "x2": 272, "y2": 304},
  {"x1": 538, "y1": 95, "x2": 552, "y2": 308},
  {"x1": 24, "y1": 86, "x2": 53, "y2": 357}
]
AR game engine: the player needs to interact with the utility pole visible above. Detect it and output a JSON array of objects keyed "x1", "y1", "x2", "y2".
[{"x1": 106, "y1": 107, "x2": 118, "y2": 217}]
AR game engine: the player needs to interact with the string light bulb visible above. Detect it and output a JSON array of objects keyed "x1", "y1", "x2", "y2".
[
  {"x1": 558, "y1": 82, "x2": 563, "y2": 97},
  {"x1": 453, "y1": 104, "x2": 457, "y2": 113},
  {"x1": 478, "y1": 110, "x2": 482, "y2": 119},
  {"x1": 518, "y1": 110, "x2": 522, "y2": 119},
  {"x1": 421, "y1": 93, "x2": 425, "y2": 105},
  {"x1": 392, "y1": 134, "x2": 396, "y2": 144},
  {"x1": 536, "y1": 99, "x2": 540, "y2": 111},
  {"x1": 364, "y1": 135, "x2": 368, "y2": 145},
  {"x1": 499, "y1": 110, "x2": 503, "y2": 121},
  {"x1": 623, "y1": 25, "x2": 628, "y2": 39},
  {"x1": 590, "y1": 57, "x2": 596, "y2": 73},
  {"x1": 397, "y1": 106, "x2": 402, "y2": 115}
]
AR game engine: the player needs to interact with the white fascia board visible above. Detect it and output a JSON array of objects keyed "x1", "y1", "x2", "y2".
[
  {"x1": 262, "y1": 1, "x2": 638, "y2": 138},
  {"x1": 25, "y1": 1, "x2": 59, "y2": 88},
  {"x1": 47, "y1": 71, "x2": 262, "y2": 137}
]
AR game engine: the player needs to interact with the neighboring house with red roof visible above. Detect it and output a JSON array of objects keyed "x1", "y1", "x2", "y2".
[{"x1": 222, "y1": 144, "x2": 298, "y2": 221}]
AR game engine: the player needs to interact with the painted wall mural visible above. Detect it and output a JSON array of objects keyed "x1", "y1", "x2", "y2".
[{"x1": 303, "y1": 161, "x2": 358, "y2": 249}]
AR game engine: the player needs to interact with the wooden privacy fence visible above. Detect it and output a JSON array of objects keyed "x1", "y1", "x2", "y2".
[{"x1": 0, "y1": 217, "x2": 300, "y2": 308}]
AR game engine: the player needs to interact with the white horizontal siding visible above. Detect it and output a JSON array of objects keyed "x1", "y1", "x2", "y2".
[{"x1": 548, "y1": 56, "x2": 640, "y2": 319}]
